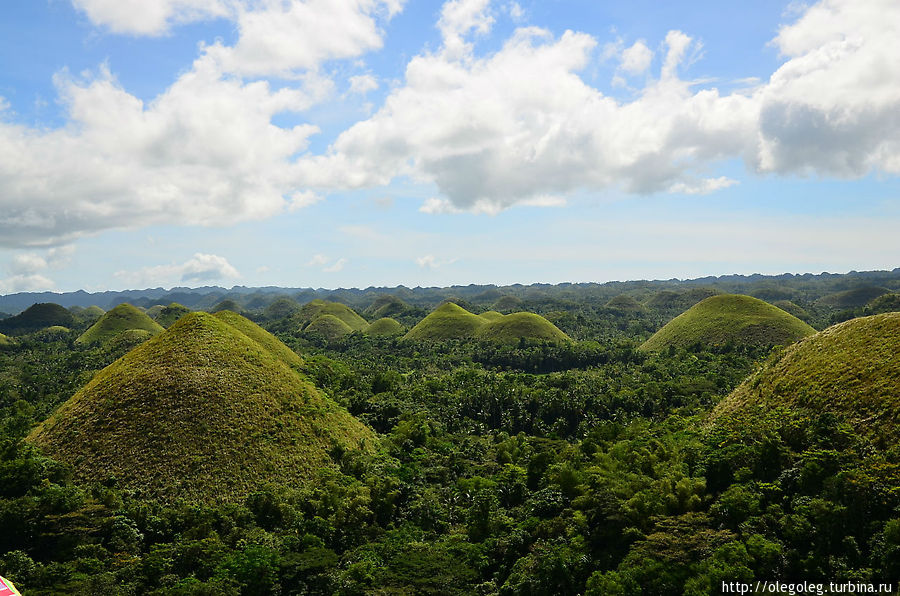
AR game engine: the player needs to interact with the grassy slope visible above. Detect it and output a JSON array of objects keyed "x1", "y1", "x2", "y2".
[
  {"x1": 711, "y1": 312, "x2": 900, "y2": 441},
  {"x1": 300, "y1": 300, "x2": 368, "y2": 331},
  {"x1": 476, "y1": 312, "x2": 571, "y2": 343},
  {"x1": 0, "y1": 332, "x2": 13, "y2": 346},
  {"x1": 365, "y1": 317, "x2": 404, "y2": 336},
  {"x1": 404, "y1": 303, "x2": 487, "y2": 340},
  {"x1": 28, "y1": 312, "x2": 374, "y2": 504},
  {"x1": 75, "y1": 303, "x2": 165, "y2": 346},
  {"x1": 771, "y1": 300, "x2": 810, "y2": 321},
  {"x1": 641, "y1": 294, "x2": 815, "y2": 352},
  {"x1": 306, "y1": 314, "x2": 354, "y2": 340},
  {"x1": 213, "y1": 310, "x2": 305, "y2": 369}
]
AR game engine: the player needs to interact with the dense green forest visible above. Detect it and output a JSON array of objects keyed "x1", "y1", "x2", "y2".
[{"x1": 1, "y1": 271, "x2": 898, "y2": 595}]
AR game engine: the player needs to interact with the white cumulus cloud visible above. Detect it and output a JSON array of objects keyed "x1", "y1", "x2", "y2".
[
  {"x1": 70, "y1": 0, "x2": 230, "y2": 36},
  {"x1": 294, "y1": 0, "x2": 900, "y2": 214},
  {"x1": 113, "y1": 253, "x2": 240, "y2": 287}
]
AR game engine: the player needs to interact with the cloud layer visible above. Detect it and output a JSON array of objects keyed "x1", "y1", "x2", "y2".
[
  {"x1": 113, "y1": 253, "x2": 240, "y2": 287},
  {"x1": 304, "y1": 0, "x2": 900, "y2": 212},
  {"x1": 0, "y1": 0, "x2": 898, "y2": 249}
]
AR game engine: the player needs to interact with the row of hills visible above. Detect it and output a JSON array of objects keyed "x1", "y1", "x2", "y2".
[{"x1": 2, "y1": 284, "x2": 897, "y2": 505}]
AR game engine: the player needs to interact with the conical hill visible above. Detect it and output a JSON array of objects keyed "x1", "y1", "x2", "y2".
[
  {"x1": 711, "y1": 313, "x2": 900, "y2": 442},
  {"x1": 476, "y1": 312, "x2": 570, "y2": 343},
  {"x1": 0, "y1": 303, "x2": 75, "y2": 335},
  {"x1": 28, "y1": 312, "x2": 375, "y2": 504},
  {"x1": 365, "y1": 317, "x2": 404, "y2": 337},
  {"x1": 304, "y1": 314, "x2": 354, "y2": 340},
  {"x1": 75, "y1": 303, "x2": 164, "y2": 346},
  {"x1": 405, "y1": 303, "x2": 569, "y2": 343},
  {"x1": 640, "y1": 295, "x2": 815, "y2": 352},
  {"x1": 404, "y1": 302, "x2": 486, "y2": 340},
  {"x1": 299, "y1": 300, "x2": 368, "y2": 331}
]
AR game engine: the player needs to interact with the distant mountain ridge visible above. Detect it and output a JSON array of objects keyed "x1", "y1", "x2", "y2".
[{"x1": 2, "y1": 268, "x2": 899, "y2": 315}]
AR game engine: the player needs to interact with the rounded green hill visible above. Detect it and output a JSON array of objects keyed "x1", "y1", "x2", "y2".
[
  {"x1": 606, "y1": 294, "x2": 645, "y2": 312},
  {"x1": 405, "y1": 303, "x2": 570, "y2": 343},
  {"x1": 0, "y1": 303, "x2": 75, "y2": 335},
  {"x1": 867, "y1": 293, "x2": 900, "y2": 315},
  {"x1": 365, "y1": 317, "x2": 404, "y2": 337},
  {"x1": 404, "y1": 302, "x2": 486, "y2": 340},
  {"x1": 476, "y1": 312, "x2": 570, "y2": 343},
  {"x1": 28, "y1": 312, "x2": 374, "y2": 504},
  {"x1": 263, "y1": 297, "x2": 302, "y2": 320},
  {"x1": 711, "y1": 313, "x2": 900, "y2": 442},
  {"x1": 299, "y1": 300, "x2": 368, "y2": 331},
  {"x1": 0, "y1": 332, "x2": 14, "y2": 347},
  {"x1": 211, "y1": 299, "x2": 244, "y2": 314},
  {"x1": 153, "y1": 303, "x2": 192, "y2": 328},
  {"x1": 492, "y1": 295, "x2": 524, "y2": 312},
  {"x1": 640, "y1": 294, "x2": 815, "y2": 352},
  {"x1": 366, "y1": 295, "x2": 411, "y2": 319},
  {"x1": 76, "y1": 303, "x2": 165, "y2": 346},
  {"x1": 306, "y1": 314, "x2": 354, "y2": 340},
  {"x1": 816, "y1": 286, "x2": 890, "y2": 309}
]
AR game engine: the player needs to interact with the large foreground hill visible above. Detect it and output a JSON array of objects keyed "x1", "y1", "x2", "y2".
[{"x1": 27, "y1": 312, "x2": 374, "y2": 504}]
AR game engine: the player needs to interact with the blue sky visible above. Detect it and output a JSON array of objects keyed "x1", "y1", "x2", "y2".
[{"x1": 1, "y1": 0, "x2": 898, "y2": 293}]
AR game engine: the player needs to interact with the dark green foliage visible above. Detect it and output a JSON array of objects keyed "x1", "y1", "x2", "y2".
[
  {"x1": 816, "y1": 286, "x2": 890, "y2": 309},
  {"x1": 866, "y1": 293, "x2": 900, "y2": 315},
  {"x1": 153, "y1": 303, "x2": 193, "y2": 328},
  {"x1": 1, "y1": 274, "x2": 898, "y2": 595},
  {"x1": 0, "y1": 304, "x2": 75, "y2": 336}
]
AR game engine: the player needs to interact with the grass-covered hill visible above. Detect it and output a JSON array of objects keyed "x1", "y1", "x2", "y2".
[
  {"x1": 151, "y1": 303, "x2": 192, "y2": 328},
  {"x1": 27, "y1": 312, "x2": 375, "y2": 504},
  {"x1": 816, "y1": 286, "x2": 890, "y2": 309},
  {"x1": 0, "y1": 303, "x2": 75, "y2": 335},
  {"x1": 404, "y1": 302, "x2": 488, "y2": 340},
  {"x1": 304, "y1": 314, "x2": 354, "y2": 340},
  {"x1": 492, "y1": 295, "x2": 524, "y2": 312},
  {"x1": 263, "y1": 297, "x2": 302, "y2": 320},
  {"x1": 0, "y1": 332, "x2": 14, "y2": 347},
  {"x1": 866, "y1": 293, "x2": 900, "y2": 315},
  {"x1": 75, "y1": 303, "x2": 165, "y2": 346},
  {"x1": 365, "y1": 317, "x2": 404, "y2": 336},
  {"x1": 476, "y1": 312, "x2": 571, "y2": 343},
  {"x1": 405, "y1": 303, "x2": 570, "y2": 343},
  {"x1": 606, "y1": 294, "x2": 646, "y2": 312},
  {"x1": 366, "y1": 295, "x2": 411, "y2": 318},
  {"x1": 711, "y1": 312, "x2": 900, "y2": 443},
  {"x1": 299, "y1": 299, "x2": 368, "y2": 331},
  {"x1": 210, "y1": 299, "x2": 245, "y2": 314},
  {"x1": 640, "y1": 294, "x2": 816, "y2": 352}
]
